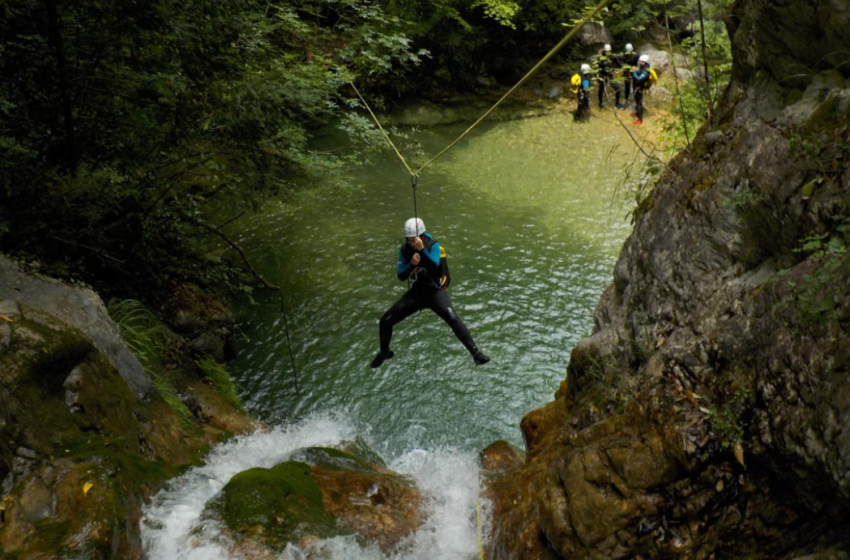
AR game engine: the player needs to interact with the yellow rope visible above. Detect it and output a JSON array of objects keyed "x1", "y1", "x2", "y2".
[
  {"x1": 413, "y1": 0, "x2": 614, "y2": 175},
  {"x1": 476, "y1": 499, "x2": 485, "y2": 560},
  {"x1": 349, "y1": 81, "x2": 416, "y2": 177}
]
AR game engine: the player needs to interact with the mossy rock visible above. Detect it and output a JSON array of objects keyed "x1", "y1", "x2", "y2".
[
  {"x1": 289, "y1": 446, "x2": 377, "y2": 473},
  {"x1": 0, "y1": 305, "x2": 93, "y2": 391},
  {"x1": 340, "y1": 437, "x2": 386, "y2": 469},
  {"x1": 209, "y1": 461, "x2": 340, "y2": 546}
]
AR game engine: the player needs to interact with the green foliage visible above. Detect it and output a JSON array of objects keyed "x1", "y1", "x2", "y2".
[
  {"x1": 474, "y1": 0, "x2": 522, "y2": 28},
  {"x1": 659, "y1": 0, "x2": 734, "y2": 152},
  {"x1": 0, "y1": 0, "x2": 422, "y2": 296},
  {"x1": 197, "y1": 357, "x2": 244, "y2": 413},
  {"x1": 616, "y1": 153, "x2": 665, "y2": 225},
  {"x1": 106, "y1": 299, "x2": 171, "y2": 373},
  {"x1": 773, "y1": 217, "x2": 850, "y2": 325},
  {"x1": 107, "y1": 299, "x2": 191, "y2": 422},
  {"x1": 789, "y1": 218, "x2": 849, "y2": 325},
  {"x1": 728, "y1": 185, "x2": 764, "y2": 210},
  {"x1": 210, "y1": 461, "x2": 339, "y2": 545},
  {"x1": 706, "y1": 387, "x2": 750, "y2": 447}
]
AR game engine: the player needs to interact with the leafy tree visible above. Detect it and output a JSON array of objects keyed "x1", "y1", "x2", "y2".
[{"x1": 0, "y1": 0, "x2": 421, "y2": 297}]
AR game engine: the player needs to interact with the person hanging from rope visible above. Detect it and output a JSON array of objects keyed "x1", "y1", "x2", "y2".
[
  {"x1": 370, "y1": 218, "x2": 490, "y2": 368},
  {"x1": 571, "y1": 64, "x2": 592, "y2": 121},
  {"x1": 631, "y1": 54, "x2": 651, "y2": 126},
  {"x1": 619, "y1": 43, "x2": 638, "y2": 109},
  {"x1": 595, "y1": 44, "x2": 621, "y2": 109}
]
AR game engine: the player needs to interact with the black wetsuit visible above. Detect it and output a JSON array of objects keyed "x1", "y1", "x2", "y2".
[
  {"x1": 596, "y1": 51, "x2": 621, "y2": 107},
  {"x1": 620, "y1": 52, "x2": 639, "y2": 102},
  {"x1": 378, "y1": 233, "x2": 480, "y2": 358},
  {"x1": 573, "y1": 73, "x2": 591, "y2": 121},
  {"x1": 632, "y1": 64, "x2": 651, "y2": 121}
]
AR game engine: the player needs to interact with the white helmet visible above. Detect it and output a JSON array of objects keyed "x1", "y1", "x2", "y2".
[
  {"x1": 625, "y1": 43, "x2": 634, "y2": 53},
  {"x1": 581, "y1": 64, "x2": 591, "y2": 73},
  {"x1": 404, "y1": 218, "x2": 426, "y2": 237},
  {"x1": 603, "y1": 44, "x2": 612, "y2": 52},
  {"x1": 639, "y1": 54, "x2": 650, "y2": 63}
]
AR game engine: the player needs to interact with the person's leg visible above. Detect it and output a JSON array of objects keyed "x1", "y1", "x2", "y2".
[
  {"x1": 597, "y1": 79, "x2": 605, "y2": 107},
  {"x1": 635, "y1": 89, "x2": 644, "y2": 122},
  {"x1": 613, "y1": 82, "x2": 622, "y2": 108},
  {"x1": 427, "y1": 290, "x2": 489, "y2": 364},
  {"x1": 624, "y1": 78, "x2": 631, "y2": 102},
  {"x1": 372, "y1": 291, "x2": 424, "y2": 367}
]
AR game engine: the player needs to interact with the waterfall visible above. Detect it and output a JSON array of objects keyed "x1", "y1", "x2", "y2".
[{"x1": 142, "y1": 413, "x2": 486, "y2": 560}]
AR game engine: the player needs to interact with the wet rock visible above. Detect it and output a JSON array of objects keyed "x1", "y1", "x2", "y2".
[
  {"x1": 703, "y1": 130, "x2": 723, "y2": 149},
  {"x1": 161, "y1": 283, "x2": 236, "y2": 362},
  {"x1": 63, "y1": 366, "x2": 84, "y2": 414},
  {"x1": 0, "y1": 323, "x2": 10, "y2": 350},
  {"x1": 0, "y1": 256, "x2": 153, "y2": 398},
  {"x1": 15, "y1": 448, "x2": 36, "y2": 460},
  {"x1": 480, "y1": 440, "x2": 525, "y2": 473},
  {"x1": 486, "y1": 1, "x2": 850, "y2": 558},
  {"x1": 637, "y1": 44, "x2": 673, "y2": 74},
  {"x1": 673, "y1": 67, "x2": 697, "y2": 82},
  {"x1": 188, "y1": 331, "x2": 227, "y2": 362},
  {"x1": 18, "y1": 476, "x2": 54, "y2": 521},
  {"x1": 0, "y1": 300, "x2": 21, "y2": 320},
  {"x1": 574, "y1": 22, "x2": 612, "y2": 50},
  {"x1": 208, "y1": 445, "x2": 422, "y2": 555}
]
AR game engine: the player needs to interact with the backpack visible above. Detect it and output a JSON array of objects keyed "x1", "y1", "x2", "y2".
[
  {"x1": 570, "y1": 73, "x2": 582, "y2": 95},
  {"x1": 648, "y1": 68, "x2": 658, "y2": 88},
  {"x1": 439, "y1": 245, "x2": 451, "y2": 289}
]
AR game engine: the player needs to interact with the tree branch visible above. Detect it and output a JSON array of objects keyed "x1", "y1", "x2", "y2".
[{"x1": 196, "y1": 221, "x2": 279, "y2": 291}]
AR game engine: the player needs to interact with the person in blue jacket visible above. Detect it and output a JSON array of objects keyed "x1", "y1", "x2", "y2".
[
  {"x1": 370, "y1": 218, "x2": 489, "y2": 368},
  {"x1": 631, "y1": 54, "x2": 651, "y2": 125},
  {"x1": 571, "y1": 64, "x2": 592, "y2": 121}
]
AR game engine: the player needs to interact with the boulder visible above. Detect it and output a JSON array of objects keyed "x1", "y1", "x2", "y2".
[
  {"x1": 574, "y1": 22, "x2": 612, "y2": 49},
  {"x1": 480, "y1": 440, "x2": 525, "y2": 473},
  {"x1": 0, "y1": 256, "x2": 152, "y2": 398},
  {"x1": 637, "y1": 44, "x2": 673, "y2": 74},
  {"x1": 207, "y1": 445, "x2": 422, "y2": 555},
  {"x1": 0, "y1": 299, "x2": 21, "y2": 320}
]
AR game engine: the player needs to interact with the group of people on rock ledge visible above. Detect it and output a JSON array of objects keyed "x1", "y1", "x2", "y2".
[{"x1": 571, "y1": 43, "x2": 656, "y2": 125}]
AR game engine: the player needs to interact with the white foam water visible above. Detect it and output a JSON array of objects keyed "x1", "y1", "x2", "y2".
[{"x1": 141, "y1": 414, "x2": 487, "y2": 560}]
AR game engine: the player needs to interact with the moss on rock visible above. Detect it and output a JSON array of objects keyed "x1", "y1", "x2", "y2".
[{"x1": 211, "y1": 461, "x2": 338, "y2": 545}]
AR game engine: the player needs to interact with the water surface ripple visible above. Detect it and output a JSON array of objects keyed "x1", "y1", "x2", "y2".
[{"x1": 229, "y1": 109, "x2": 640, "y2": 457}]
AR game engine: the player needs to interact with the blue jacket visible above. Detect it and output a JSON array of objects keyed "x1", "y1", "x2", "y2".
[
  {"x1": 397, "y1": 232, "x2": 443, "y2": 291},
  {"x1": 632, "y1": 65, "x2": 650, "y2": 88}
]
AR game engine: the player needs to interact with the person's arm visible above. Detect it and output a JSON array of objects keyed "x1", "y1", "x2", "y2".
[
  {"x1": 418, "y1": 240, "x2": 441, "y2": 276},
  {"x1": 632, "y1": 68, "x2": 648, "y2": 83},
  {"x1": 397, "y1": 247, "x2": 413, "y2": 281}
]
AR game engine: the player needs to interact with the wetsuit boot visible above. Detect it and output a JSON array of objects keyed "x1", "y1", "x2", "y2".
[
  {"x1": 370, "y1": 350, "x2": 394, "y2": 368},
  {"x1": 472, "y1": 350, "x2": 490, "y2": 365}
]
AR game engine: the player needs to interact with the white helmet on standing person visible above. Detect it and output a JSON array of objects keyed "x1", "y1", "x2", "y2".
[
  {"x1": 404, "y1": 218, "x2": 426, "y2": 237},
  {"x1": 625, "y1": 43, "x2": 634, "y2": 53},
  {"x1": 639, "y1": 54, "x2": 650, "y2": 64},
  {"x1": 581, "y1": 64, "x2": 591, "y2": 73},
  {"x1": 603, "y1": 44, "x2": 612, "y2": 52}
]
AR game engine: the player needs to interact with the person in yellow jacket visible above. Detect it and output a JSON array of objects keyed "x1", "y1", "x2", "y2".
[{"x1": 570, "y1": 64, "x2": 591, "y2": 121}]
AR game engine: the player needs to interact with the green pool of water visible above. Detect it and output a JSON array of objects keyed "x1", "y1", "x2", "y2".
[{"x1": 228, "y1": 106, "x2": 641, "y2": 459}]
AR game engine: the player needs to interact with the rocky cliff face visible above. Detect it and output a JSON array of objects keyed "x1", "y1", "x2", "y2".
[
  {"x1": 486, "y1": 1, "x2": 850, "y2": 558},
  {"x1": 0, "y1": 256, "x2": 254, "y2": 559}
]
